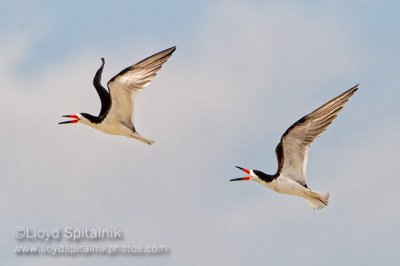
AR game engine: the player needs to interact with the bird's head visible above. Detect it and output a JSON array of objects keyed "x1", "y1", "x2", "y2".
[
  {"x1": 230, "y1": 166, "x2": 260, "y2": 182},
  {"x1": 59, "y1": 112, "x2": 94, "y2": 124},
  {"x1": 59, "y1": 113, "x2": 99, "y2": 128}
]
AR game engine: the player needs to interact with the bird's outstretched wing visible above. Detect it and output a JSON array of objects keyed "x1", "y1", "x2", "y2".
[
  {"x1": 105, "y1": 46, "x2": 176, "y2": 128},
  {"x1": 275, "y1": 85, "x2": 358, "y2": 186}
]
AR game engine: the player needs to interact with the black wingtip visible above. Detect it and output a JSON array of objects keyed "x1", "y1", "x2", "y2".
[
  {"x1": 348, "y1": 84, "x2": 359, "y2": 93},
  {"x1": 101, "y1": 58, "x2": 105, "y2": 64},
  {"x1": 166, "y1": 46, "x2": 176, "y2": 54}
]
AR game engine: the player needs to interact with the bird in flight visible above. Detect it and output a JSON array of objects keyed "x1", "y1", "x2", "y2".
[
  {"x1": 231, "y1": 85, "x2": 358, "y2": 210},
  {"x1": 59, "y1": 46, "x2": 176, "y2": 144}
]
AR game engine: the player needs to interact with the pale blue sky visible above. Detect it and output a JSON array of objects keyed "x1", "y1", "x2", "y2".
[{"x1": 1, "y1": 1, "x2": 400, "y2": 265}]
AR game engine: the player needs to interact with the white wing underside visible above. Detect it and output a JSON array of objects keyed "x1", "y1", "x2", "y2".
[
  {"x1": 277, "y1": 85, "x2": 358, "y2": 186},
  {"x1": 104, "y1": 47, "x2": 176, "y2": 129}
]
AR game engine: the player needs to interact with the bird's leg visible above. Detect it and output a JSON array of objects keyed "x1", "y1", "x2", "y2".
[{"x1": 128, "y1": 132, "x2": 154, "y2": 145}]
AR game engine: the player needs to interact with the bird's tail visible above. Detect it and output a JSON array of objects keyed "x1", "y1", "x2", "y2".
[
  {"x1": 128, "y1": 132, "x2": 154, "y2": 145},
  {"x1": 304, "y1": 190, "x2": 329, "y2": 210}
]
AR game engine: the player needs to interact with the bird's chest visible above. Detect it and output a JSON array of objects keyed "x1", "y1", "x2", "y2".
[
  {"x1": 259, "y1": 177, "x2": 303, "y2": 196},
  {"x1": 92, "y1": 120, "x2": 129, "y2": 135}
]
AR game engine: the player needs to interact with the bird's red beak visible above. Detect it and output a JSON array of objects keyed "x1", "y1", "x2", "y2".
[
  {"x1": 59, "y1": 115, "x2": 80, "y2": 124},
  {"x1": 230, "y1": 166, "x2": 251, "y2": 181}
]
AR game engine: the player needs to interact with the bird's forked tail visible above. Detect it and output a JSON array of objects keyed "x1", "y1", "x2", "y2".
[{"x1": 304, "y1": 190, "x2": 329, "y2": 210}]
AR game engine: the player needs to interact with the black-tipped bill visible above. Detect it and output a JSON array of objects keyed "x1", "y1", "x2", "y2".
[
  {"x1": 230, "y1": 177, "x2": 250, "y2": 182},
  {"x1": 59, "y1": 115, "x2": 80, "y2": 124},
  {"x1": 230, "y1": 166, "x2": 251, "y2": 182},
  {"x1": 235, "y1": 166, "x2": 251, "y2": 175}
]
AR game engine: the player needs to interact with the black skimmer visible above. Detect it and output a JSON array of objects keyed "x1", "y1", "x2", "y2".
[
  {"x1": 59, "y1": 46, "x2": 176, "y2": 144},
  {"x1": 231, "y1": 85, "x2": 358, "y2": 210}
]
